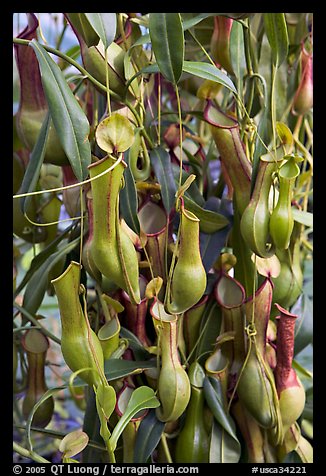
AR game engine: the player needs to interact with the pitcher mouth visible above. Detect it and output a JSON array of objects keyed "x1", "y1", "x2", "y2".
[
  {"x1": 150, "y1": 299, "x2": 177, "y2": 323},
  {"x1": 51, "y1": 260, "x2": 81, "y2": 285},
  {"x1": 88, "y1": 153, "x2": 127, "y2": 171},
  {"x1": 204, "y1": 100, "x2": 238, "y2": 129}
]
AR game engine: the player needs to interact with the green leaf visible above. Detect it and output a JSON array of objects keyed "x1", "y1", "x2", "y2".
[
  {"x1": 292, "y1": 208, "x2": 313, "y2": 228},
  {"x1": 131, "y1": 14, "x2": 217, "y2": 49},
  {"x1": 263, "y1": 13, "x2": 289, "y2": 67},
  {"x1": 292, "y1": 293, "x2": 313, "y2": 356},
  {"x1": 84, "y1": 13, "x2": 116, "y2": 50},
  {"x1": 204, "y1": 377, "x2": 241, "y2": 463},
  {"x1": 109, "y1": 386, "x2": 160, "y2": 451},
  {"x1": 200, "y1": 198, "x2": 233, "y2": 272},
  {"x1": 229, "y1": 20, "x2": 246, "y2": 95},
  {"x1": 120, "y1": 151, "x2": 140, "y2": 235},
  {"x1": 22, "y1": 237, "x2": 80, "y2": 315},
  {"x1": 150, "y1": 146, "x2": 177, "y2": 215},
  {"x1": 133, "y1": 409, "x2": 165, "y2": 463},
  {"x1": 183, "y1": 61, "x2": 237, "y2": 94},
  {"x1": 209, "y1": 420, "x2": 241, "y2": 463},
  {"x1": 30, "y1": 40, "x2": 91, "y2": 181},
  {"x1": 204, "y1": 377, "x2": 238, "y2": 440},
  {"x1": 96, "y1": 383, "x2": 116, "y2": 420},
  {"x1": 66, "y1": 13, "x2": 99, "y2": 48},
  {"x1": 59, "y1": 430, "x2": 89, "y2": 458},
  {"x1": 14, "y1": 224, "x2": 74, "y2": 298},
  {"x1": 183, "y1": 195, "x2": 229, "y2": 234},
  {"x1": 120, "y1": 327, "x2": 152, "y2": 361},
  {"x1": 182, "y1": 13, "x2": 218, "y2": 31},
  {"x1": 20, "y1": 112, "x2": 51, "y2": 214},
  {"x1": 195, "y1": 299, "x2": 222, "y2": 364},
  {"x1": 104, "y1": 359, "x2": 156, "y2": 381},
  {"x1": 149, "y1": 13, "x2": 184, "y2": 84}
]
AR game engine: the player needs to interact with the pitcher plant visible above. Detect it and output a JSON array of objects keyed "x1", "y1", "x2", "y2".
[{"x1": 13, "y1": 12, "x2": 313, "y2": 464}]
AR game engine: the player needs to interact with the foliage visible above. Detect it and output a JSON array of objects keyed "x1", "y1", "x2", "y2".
[{"x1": 13, "y1": 12, "x2": 313, "y2": 464}]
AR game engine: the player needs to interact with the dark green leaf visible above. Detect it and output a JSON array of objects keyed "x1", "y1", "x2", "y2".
[
  {"x1": 203, "y1": 377, "x2": 238, "y2": 441},
  {"x1": 149, "y1": 13, "x2": 184, "y2": 84},
  {"x1": 20, "y1": 112, "x2": 51, "y2": 213},
  {"x1": 282, "y1": 451, "x2": 303, "y2": 463},
  {"x1": 200, "y1": 198, "x2": 233, "y2": 272},
  {"x1": 133, "y1": 409, "x2": 165, "y2": 463},
  {"x1": 30, "y1": 40, "x2": 91, "y2": 181},
  {"x1": 66, "y1": 13, "x2": 99, "y2": 48},
  {"x1": 183, "y1": 61, "x2": 237, "y2": 94},
  {"x1": 181, "y1": 13, "x2": 218, "y2": 30},
  {"x1": 209, "y1": 420, "x2": 240, "y2": 463},
  {"x1": 22, "y1": 237, "x2": 80, "y2": 315},
  {"x1": 150, "y1": 146, "x2": 177, "y2": 215},
  {"x1": 263, "y1": 13, "x2": 289, "y2": 67},
  {"x1": 120, "y1": 327, "x2": 152, "y2": 361},
  {"x1": 302, "y1": 387, "x2": 313, "y2": 420},
  {"x1": 85, "y1": 13, "x2": 116, "y2": 50},
  {"x1": 120, "y1": 151, "x2": 140, "y2": 234},
  {"x1": 292, "y1": 293, "x2": 313, "y2": 356},
  {"x1": 195, "y1": 299, "x2": 222, "y2": 364},
  {"x1": 14, "y1": 224, "x2": 74, "y2": 298},
  {"x1": 172, "y1": 165, "x2": 205, "y2": 206},
  {"x1": 104, "y1": 359, "x2": 156, "y2": 381}
]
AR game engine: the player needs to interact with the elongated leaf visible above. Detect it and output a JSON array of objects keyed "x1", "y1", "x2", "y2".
[
  {"x1": 120, "y1": 151, "x2": 140, "y2": 234},
  {"x1": 109, "y1": 386, "x2": 160, "y2": 451},
  {"x1": 104, "y1": 359, "x2": 156, "y2": 381},
  {"x1": 204, "y1": 377, "x2": 241, "y2": 463},
  {"x1": 132, "y1": 14, "x2": 218, "y2": 49},
  {"x1": 263, "y1": 13, "x2": 289, "y2": 67},
  {"x1": 292, "y1": 208, "x2": 313, "y2": 228},
  {"x1": 150, "y1": 146, "x2": 177, "y2": 214},
  {"x1": 120, "y1": 327, "x2": 152, "y2": 361},
  {"x1": 200, "y1": 198, "x2": 233, "y2": 272},
  {"x1": 149, "y1": 13, "x2": 184, "y2": 84},
  {"x1": 195, "y1": 299, "x2": 222, "y2": 363},
  {"x1": 84, "y1": 13, "x2": 116, "y2": 50},
  {"x1": 292, "y1": 293, "x2": 313, "y2": 356},
  {"x1": 66, "y1": 13, "x2": 99, "y2": 48},
  {"x1": 183, "y1": 195, "x2": 229, "y2": 233},
  {"x1": 30, "y1": 40, "x2": 91, "y2": 181},
  {"x1": 182, "y1": 13, "x2": 219, "y2": 31},
  {"x1": 60, "y1": 359, "x2": 157, "y2": 389},
  {"x1": 203, "y1": 377, "x2": 239, "y2": 440},
  {"x1": 14, "y1": 224, "x2": 74, "y2": 297},
  {"x1": 20, "y1": 112, "x2": 51, "y2": 213},
  {"x1": 22, "y1": 237, "x2": 80, "y2": 315},
  {"x1": 209, "y1": 420, "x2": 240, "y2": 463},
  {"x1": 183, "y1": 61, "x2": 237, "y2": 94},
  {"x1": 133, "y1": 409, "x2": 165, "y2": 463},
  {"x1": 229, "y1": 20, "x2": 246, "y2": 94}
]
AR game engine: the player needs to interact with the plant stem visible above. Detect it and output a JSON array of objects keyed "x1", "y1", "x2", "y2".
[
  {"x1": 160, "y1": 433, "x2": 173, "y2": 463},
  {"x1": 13, "y1": 442, "x2": 50, "y2": 463}
]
